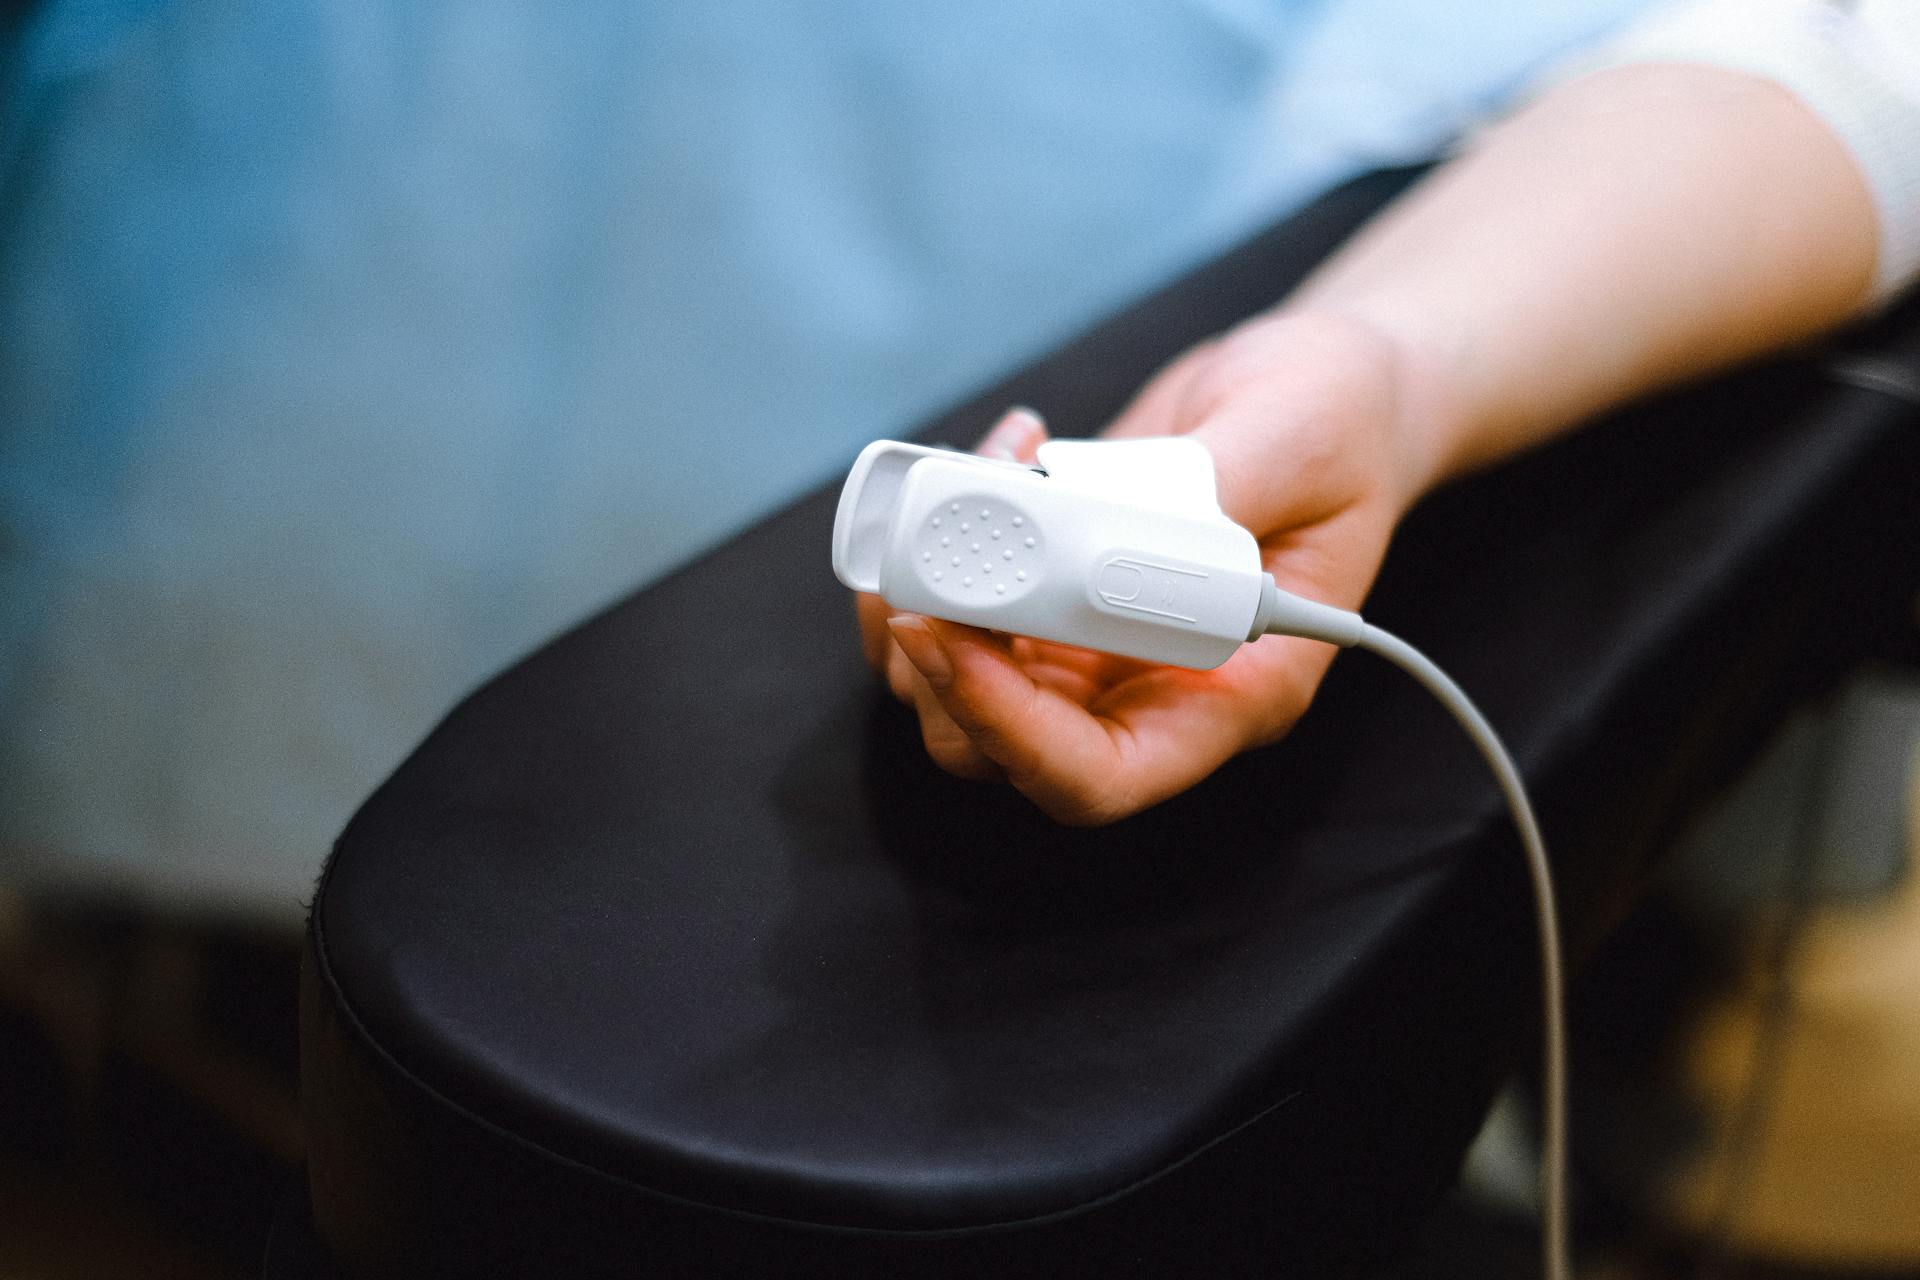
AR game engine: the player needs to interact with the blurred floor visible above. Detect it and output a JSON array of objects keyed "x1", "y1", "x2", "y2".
[
  {"x1": 0, "y1": 1153, "x2": 247, "y2": 1280},
  {"x1": 0, "y1": 891, "x2": 300, "y2": 1278}
]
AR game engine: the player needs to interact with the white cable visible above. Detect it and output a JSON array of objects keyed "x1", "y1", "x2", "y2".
[
  {"x1": 835, "y1": 443, "x2": 1571, "y2": 1275},
  {"x1": 1259, "y1": 582, "x2": 1569, "y2": 1280},
  {"x1": 1355, "y1": 624, "x2": 1569, "y2": 1280}
]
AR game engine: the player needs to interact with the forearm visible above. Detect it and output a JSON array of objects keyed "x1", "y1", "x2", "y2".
[{"x1": 1288, "y1": 63, "x2": 1879, "y2": 495}]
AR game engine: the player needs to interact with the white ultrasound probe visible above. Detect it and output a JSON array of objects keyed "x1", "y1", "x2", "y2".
[{"x1": 833, "y1": 436, "x2": 1571, "y2": 1280}]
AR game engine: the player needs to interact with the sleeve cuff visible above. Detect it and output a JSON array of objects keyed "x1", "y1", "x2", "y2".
[{"x1": 1539, "y1": 0, "x2": 1920, "y2": 306}]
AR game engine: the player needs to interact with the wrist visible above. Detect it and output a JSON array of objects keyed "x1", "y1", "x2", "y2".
[{"x1": 1261, "y1": 302, "x2": 1478, "y2": 510}]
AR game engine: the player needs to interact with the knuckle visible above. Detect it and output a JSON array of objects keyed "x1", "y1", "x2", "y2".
[
  {"x1": 933, "y1": 680, "x2": 995, "y2": 740},
  {"x1": 1038, "y1": 777, "x2": 1133, "y2": 828},
  {"x1": 923, "y1": 729, "x2": 988, "y2": 779}
]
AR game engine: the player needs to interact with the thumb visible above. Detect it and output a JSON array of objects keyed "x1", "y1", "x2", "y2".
[{"x1": 1184, "y1": 408, "x2": 1302, "y2": 537}]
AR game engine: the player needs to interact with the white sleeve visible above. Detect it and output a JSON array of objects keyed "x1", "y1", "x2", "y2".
[{"x1": 1542, "y1": 0, "x2": 1920, "y2": 304}]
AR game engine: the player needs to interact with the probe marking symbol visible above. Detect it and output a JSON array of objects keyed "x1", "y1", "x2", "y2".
[{"x1": 1097, "y1": 558, "x2": 1202, "y2": 624}]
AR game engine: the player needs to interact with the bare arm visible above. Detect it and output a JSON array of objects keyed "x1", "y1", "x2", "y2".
[
  {"x1": 1292, "y1": 62, "x2": 1878, "y2": 492},
  {"x1": 871, "y1": 61, "x2": 1889, "y2": 824}
]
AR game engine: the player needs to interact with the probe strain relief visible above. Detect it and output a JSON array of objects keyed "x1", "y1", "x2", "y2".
[{"x1": 1250, "y1": 577, "x2": 1366, "y2": 647}]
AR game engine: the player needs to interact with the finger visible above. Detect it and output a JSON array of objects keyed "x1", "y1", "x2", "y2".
[
  {"x1": 876, "y1": 611, "x2": 1005, "y2": 779},
  {"x1": 889, "y1": 614, "x2": 1122, "y2": 821},
  {"x1": 855, "y1": 591, "x2": 895, "y2": 670},
  {"x1": 1020, "y1": 660, "x2": 1106, "y2": 705},
  {"x1": 976, "y1": 405, "x2": 1049, "y2": 463},
  {"x1": 881, "y1": 641, "x2": 914, "y2": 703},
  {"x1": 891, "y1": 614, "x2": 1273, "y2": 825},
  {"x1": 910, "y1": 676, "x2": 1005, "y2": 782},
  {"x1": 1094, "y1": 632, "x2": 1328, "y2": 752}
]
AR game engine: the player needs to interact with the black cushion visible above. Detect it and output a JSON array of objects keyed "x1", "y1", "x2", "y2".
[{"x1": 299, "y1": 169, "x2": 1920, "y2": 1279}]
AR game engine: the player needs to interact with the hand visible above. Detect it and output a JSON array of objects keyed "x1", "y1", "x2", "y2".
[{"x1": 854, "y1": 309, "x2": 1437, "y2": 824}]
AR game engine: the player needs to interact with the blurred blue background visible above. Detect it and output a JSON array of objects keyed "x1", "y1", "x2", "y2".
[{"x1": 0, "y1": 0, "x2": 1652, "y2": 916}]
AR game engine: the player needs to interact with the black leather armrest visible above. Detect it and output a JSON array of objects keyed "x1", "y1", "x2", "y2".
[{"x1": 300, "y1": 169, "x2": 1920, "y2": 1279}]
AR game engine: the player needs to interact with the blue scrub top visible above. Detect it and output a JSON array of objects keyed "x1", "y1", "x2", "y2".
[{"x1": 0, "y1": 0, "x2": 1655, "y2": 908}]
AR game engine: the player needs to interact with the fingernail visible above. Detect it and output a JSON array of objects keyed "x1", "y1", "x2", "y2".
[
  {"x1": 888, "y1": 614, "x2": 952, "y2": 684},
  {"x1": 978, "y1": 405, "x2": 1046, "y2": 460}
]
